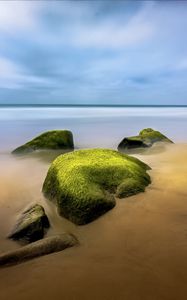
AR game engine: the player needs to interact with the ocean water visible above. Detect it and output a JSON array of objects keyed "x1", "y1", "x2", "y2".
[
  {"x1": 0, "y1": 106, "x2": 187, "y2": 152},
  {"x1": 1, "y1": 106, "x2": 187, "y2": 300}
]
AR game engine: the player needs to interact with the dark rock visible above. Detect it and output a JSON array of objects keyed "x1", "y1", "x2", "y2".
[
  {"x1": 0, "y1": 234, "x2": 78, "y2": 267},
  {"x1": 8, "y1": 204, "x2": 50, "y2": 244},
  {"x1": 118, "y1": 137, "x2": 150, "y2": 150}
]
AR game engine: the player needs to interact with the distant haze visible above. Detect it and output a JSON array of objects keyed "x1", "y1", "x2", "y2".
[{"x1": 0, "y1": 1, "x2": 187, "y2": 105}]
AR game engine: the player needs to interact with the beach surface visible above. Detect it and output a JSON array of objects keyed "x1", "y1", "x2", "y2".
[{"x1": 0, "y1": 143, "x2": 187, "y2": 300}]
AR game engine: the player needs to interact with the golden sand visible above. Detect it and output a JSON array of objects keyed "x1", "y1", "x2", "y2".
[{"x1": 0, "y1": 144, "x2": 187, "y2": 300}]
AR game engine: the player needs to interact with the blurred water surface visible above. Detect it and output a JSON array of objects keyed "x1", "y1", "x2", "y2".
[{"x1": 0, "y1": 106, "x2": 187, "y2": 152}]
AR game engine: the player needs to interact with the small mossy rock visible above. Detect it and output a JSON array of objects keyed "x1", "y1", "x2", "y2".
[
  {"x1": 118, "y1": 128, "x2": 173, "y2": 151},
  {"x1": 139, "y1": 128, "x2": 173, "y2": 144},
  {"x1": 43, "y1": 149, "x2": 151, "y2": 225},
  {"x1": 0, "y1": 234, "x2": 78, "y2": 267},
  {"x1": 12, "y1": 130, "x2": 74, "y2": 155},
  {"x1": 8, "y1": 204, "x2": 50, "y2": 244}
]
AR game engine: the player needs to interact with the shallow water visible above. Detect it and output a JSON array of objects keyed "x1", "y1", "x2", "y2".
[
  {"x1": 0, "y1": 143, "x2": 187, "y2": 300},
  {"x1": 1, "y1": 106, "x2": 187, "y2": 152},
  {"x1": 1, "y1": 107, "x2": 187, "y2": 300}
]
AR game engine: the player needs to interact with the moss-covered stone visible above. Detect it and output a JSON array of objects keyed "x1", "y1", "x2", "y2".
[
  {"x1": 43, "y1": 149, "x2": 151, "y2": 225},
  {"x1": 8, "y1": 204, "x2": 50, "y2": 244},
  {"x1": 118, "y1": 128, "x2": 173, "y2": 151},
  {"x1": 12, "y1": 130, "x2": 74, "y2": 155},
  {"x1": 116, "y1": 178, "x2": 145, "y2": 198}
]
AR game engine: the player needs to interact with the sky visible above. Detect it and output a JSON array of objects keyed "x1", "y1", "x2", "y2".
[{"x1": 0, "y1": 0, "x2": 187, "y2": 105}]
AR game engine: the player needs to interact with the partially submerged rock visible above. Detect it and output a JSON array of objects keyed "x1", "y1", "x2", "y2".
[
  {"x1": 0, "y1": 234, "x2": 78, "y2": 267},
  {"x1": 8, "y1": 204, "x2": 50, "y2": 244},
  {"x1": 43, "y1": 149, "x2": 151, "y2": 225},
  {"x1": 12, "y1": 130, "x2": 74, "y2": 155},
  {"x1": 118, "y1": 128, "x2": 173, "y2": 151}
]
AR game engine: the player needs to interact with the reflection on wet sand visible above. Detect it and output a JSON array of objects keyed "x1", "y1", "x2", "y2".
[{"x1": 0, "y1": 144, "x2": 187, "y2": 300}]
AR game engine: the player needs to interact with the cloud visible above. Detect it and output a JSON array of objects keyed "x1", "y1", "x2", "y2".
[
  {"x1": 0, "y1": 57, "x2": 23, "y2": 89},
  {"x1": 39, "y1": 1, "x2": 155, "y2": 49},
  {"x1": 73, "y1": 2, "x2": 155, "y2": 48},
  {"x1": 0, "y1": 56, "x2": 52, "y2": 89},
  {"x1": 72, "y1": 20, "x2": 153, "y2": 48},
  {"x1": 0, "y1": 0, "x2": 187, "y2": 104},
  {"x1": 0, "y1": 1, "x2": 41, "y2": 34},
  {"x1": 175, "y1": 58, "x2": 187, "y2": 71}
]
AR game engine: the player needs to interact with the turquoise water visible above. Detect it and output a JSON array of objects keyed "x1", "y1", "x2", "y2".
[{"x1": 0, "y1": 106, "x2": 187, "y2": 152}]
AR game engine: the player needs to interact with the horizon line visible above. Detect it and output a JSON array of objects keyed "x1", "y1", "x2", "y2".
[{"x1": 0, "y1": 104, "x2": 187, "y2": 108}]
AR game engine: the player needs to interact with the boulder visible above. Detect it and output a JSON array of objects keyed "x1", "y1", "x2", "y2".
[
  {"x1": 0, "y1": 234, "x2": 78, "y2": 267},
  {"x1": 43, "y1": 149, "x2": 151, "y2": 225},
  {"x1": 12, "y1": 130, "x2": 74, "y2": 155},
  {"x1": 8, "y1": 204, "x2": 50, "y2": 244},
  {"x1": 118, "y1": 128, "x2": 173, "y2": 151}
]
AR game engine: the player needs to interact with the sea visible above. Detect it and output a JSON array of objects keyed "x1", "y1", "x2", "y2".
[{"x1": 0, "y1": 105, "x2": 187, "y2": 152}]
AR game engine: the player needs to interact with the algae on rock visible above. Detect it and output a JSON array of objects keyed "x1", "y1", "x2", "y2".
[
  {"x1": 12, "y1": 130, "x2": 74, "y2": 155},
  {"x1": 43, "y1": 149, "x2": 151, "y2": 225},
  {"x1": 118, "y1": 128, "x2": 173, "y2": 151}
]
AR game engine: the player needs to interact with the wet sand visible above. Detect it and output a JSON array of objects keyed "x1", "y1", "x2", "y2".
[{"x1": 0, "y1": 144, "x2": 187, "y2": 300}]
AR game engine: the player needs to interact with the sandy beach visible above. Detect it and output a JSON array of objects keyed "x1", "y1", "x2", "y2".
[{"x1": 0, "y1": 142, "x2": 187, "y2": 300}]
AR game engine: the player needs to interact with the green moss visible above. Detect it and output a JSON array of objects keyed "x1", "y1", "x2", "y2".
[
  {"x1": 116, "y1": 178, "x2": 145, "y2": 198},
  {"x1": 118, "y1": 128, "x2": 173, "y2": 151},
  {"x1": 12, "y1": 130, "x2": 74, "y2": 155},
  {"x1": 43, "y1": 149, "x2": 151, "y2": 225},
  {"x1": 139, "y1": 128, "x2": 173, "y2": 143}
]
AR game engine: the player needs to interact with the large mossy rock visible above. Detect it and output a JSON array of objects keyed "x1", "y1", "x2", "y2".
[
  {"x1": 12, "y1": 130, "x2": 74, "y2": 155},
  {"x1": 43, "y1": 149, "x2": 151, "y2": 225},
  {"x1": 118, "y1": 128, "x2": 173, "y2": 151},
  {"x1": 8, "y1": 204, "x2": 50, "y2": 244}
]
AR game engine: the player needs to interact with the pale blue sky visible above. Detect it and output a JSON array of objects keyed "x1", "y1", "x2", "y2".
[{"x1": 0, "y1": 0, "x2": 187, "y2": 105}]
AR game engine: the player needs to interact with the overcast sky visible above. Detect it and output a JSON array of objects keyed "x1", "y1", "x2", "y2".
[{"x1": 0, "y1": 0, "x2": 187, "y2": 105}]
